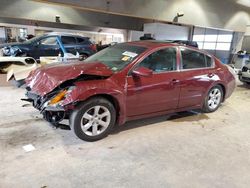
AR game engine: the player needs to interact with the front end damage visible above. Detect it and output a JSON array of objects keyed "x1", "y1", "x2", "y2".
[
  {"x1": 25, "y1": 84, "x2": 75, "y2": 124},
  {"x1": 23, "y1": 61, "x2": 113, "y2": 125},
  {"x1": 25, "y1": 74, "x2": 111, "y2": 124}
]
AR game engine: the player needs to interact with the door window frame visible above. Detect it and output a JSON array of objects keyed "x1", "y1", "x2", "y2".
[
  {"x1": 179, "y1": 47, "x2": 215, "y2": 72},
  {"x1": 127, "y1": 46, "x2": 180, "y2": 77},
  {"x1": 38, "y1": 36, "x2": 59, "y2": 46},
  {"x1": 61, "y1": 36, "x2": 77, "y2": 45}
]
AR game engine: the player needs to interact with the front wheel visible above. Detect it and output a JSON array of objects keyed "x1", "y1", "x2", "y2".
[
  {"x1": 203, "y1": 85, "x2": 223, "y2": 113},
  {"x1": 70, "y1": 97, "x2": 116, "y2": 142}
]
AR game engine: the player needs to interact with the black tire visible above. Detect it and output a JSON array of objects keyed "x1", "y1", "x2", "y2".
[
  {"x1": 70, "y1": 97, "x2": 116, "y2": 142},
  {"x1": 203, "y1": 85, "x2": 224, "y2": 113}
]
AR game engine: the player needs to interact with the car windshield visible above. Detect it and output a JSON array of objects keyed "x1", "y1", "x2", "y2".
[{"x1": 84, "y1": 43, "x2": 147, "y2": 72}]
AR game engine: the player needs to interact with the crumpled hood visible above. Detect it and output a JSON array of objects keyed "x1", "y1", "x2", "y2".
[{"x1": 26, "y1": 61, "x2": 113, "y2": 96}]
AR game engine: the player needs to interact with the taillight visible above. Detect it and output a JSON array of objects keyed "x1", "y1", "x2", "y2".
[{"x1": 90, "y1": 44, "x2": 97, "y2": 52}]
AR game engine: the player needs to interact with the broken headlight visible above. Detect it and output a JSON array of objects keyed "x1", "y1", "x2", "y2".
[
  {"x1": 49, "y1": 86, "x2": 75, "y2": 105},
  {"x1": 2, "y1": 47, "x2": 10, "y2": 56}
]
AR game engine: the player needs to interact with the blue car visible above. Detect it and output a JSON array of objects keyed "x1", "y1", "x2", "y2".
[{"x1": 0, "y1": 32, "x2": 97, "y2": 60}]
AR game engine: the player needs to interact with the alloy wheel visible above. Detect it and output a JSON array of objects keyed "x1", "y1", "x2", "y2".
[
  {"x1": 80, "y1": 105, "x2": 111, "y2": 136},
  {"x1": 207, "y1": 88, "x2": 222, "y2": 110}
]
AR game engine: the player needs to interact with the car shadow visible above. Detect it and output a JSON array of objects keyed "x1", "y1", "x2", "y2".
[
  {"x1": 111, "y1": 110, "x2": 209, "y2": 135},
  {"x1": 50, "y1": 110, "x2": 210, "y2": 140},
  {"x1": 237, "y1": 84, "x2": 250, "y2": 89}
]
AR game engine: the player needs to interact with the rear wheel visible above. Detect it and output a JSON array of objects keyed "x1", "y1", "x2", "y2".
[
  {"x1": 203, "y1": 85, "x2": 223, "y2": 113},
  {"x1": 70, "y1": 97, "x2": 116, "y2": 141}
]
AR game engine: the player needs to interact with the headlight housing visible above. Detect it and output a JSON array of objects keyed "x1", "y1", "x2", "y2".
[
  {"x1": 2, "y1": 47, "x2": 11, "y2": 56},
  {"x1": 2, "y1": 46, "x2": 21, "y2": 56},
  {"x1": 49, "y1": 86, "x2": 75, "y2": 105}
]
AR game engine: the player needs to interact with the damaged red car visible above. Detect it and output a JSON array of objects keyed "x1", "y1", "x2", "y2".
[{"x1": 25, "y1": 41, "x2": 236, "y2": 141}]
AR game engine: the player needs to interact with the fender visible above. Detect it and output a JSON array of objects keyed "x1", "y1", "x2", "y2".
[{"x1": 61, "y1": 80, "x2": 127, "y2": 125}]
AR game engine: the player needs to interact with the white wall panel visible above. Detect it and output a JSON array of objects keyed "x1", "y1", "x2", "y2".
[{"x1": 144, "y1": 23, "x2": 190, "y2": 41}]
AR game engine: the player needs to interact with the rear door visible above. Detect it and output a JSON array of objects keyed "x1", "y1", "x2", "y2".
[
  {"x1": 178, "y1": 47, "x2": 215, "y2": 108},
  {"x1": 76, "y1": 37, "x2": 95, "y2": 55},
  {"x1": 61, "y1": 36, "x2": 77, "y2": 55}
]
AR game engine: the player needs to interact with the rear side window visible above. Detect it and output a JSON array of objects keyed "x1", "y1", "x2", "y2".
[
  {"x1": 61, "y1": 36, "x2": 76, "y2": 45},
  {"x1": 77, "y1": 37, "x2": 91, "y2": 44},
  {"x1": 181, "y1": 49, "x2": 207, "y2": 69}
]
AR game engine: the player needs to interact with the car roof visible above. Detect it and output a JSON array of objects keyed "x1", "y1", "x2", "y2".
[
  {"x1": 127, "y1": 40, "x2": 178, "y2": 48},
  {"x1": 44, "y1": 32, "x2": 88, "y2": 39},
  {"x1": 126, "y1": 40, "x2": 210, "y2": 55}
]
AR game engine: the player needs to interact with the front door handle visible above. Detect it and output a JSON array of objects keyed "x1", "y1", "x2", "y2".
[{"x1": 171, "y1": 79, "x2": 180, "y2": 84}]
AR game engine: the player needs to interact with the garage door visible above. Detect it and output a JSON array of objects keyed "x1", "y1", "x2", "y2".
[{"x1": 193, "y1": 27, "x2": 233, "y2": 64}]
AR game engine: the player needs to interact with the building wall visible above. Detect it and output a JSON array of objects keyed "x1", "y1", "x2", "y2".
[
  {"x1": 144, "y1": 23, "x2": 190, "y2": 40},
  {"x1": 0, "y1": 0, "x2": 145, "y2": 31},
  {"x1": 43, "y1": 0, "x2": 250, "y2": 32}
]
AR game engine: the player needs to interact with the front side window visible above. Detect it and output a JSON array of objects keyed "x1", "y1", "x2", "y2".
[
  {"x1": 40, "y1": 37, "x2": 58, "y2": 45},
  {"x1": 181, "y1": 48, "x2": 208, "y2": 69},
  {"x1": 137, "y1": 48, "x2": 177, "y2": 73},
  {"x1": 84, "y1": 44, "x2": 147, "y2": 72}
]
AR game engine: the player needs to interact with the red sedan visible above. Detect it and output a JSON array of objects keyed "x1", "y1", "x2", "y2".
[{"x1": 25, "y1": 41, "x2": 236, "y2": 141}]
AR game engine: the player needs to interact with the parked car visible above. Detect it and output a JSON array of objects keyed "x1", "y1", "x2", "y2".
[
  {"x1": 229, "y1": 51, "x2": 250, "y2": 74},
  {"x1": 0, "y1": 32, "x2": 97, "y2": 60},
  {"x1": 25, "y1": 41, "x2": 236, "y2": 141},
  {"x1": 239, "y1": 63, "x2": 250, "y2": 84}
]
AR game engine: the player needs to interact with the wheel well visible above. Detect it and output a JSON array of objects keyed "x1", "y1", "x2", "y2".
[
  {"x1": 217, "y1": 84, "x2": 226, "y2": 101},
  {"x1": 79, "y1": 53, "x2": 89, "y2": 61},
  {"x1": 85, "y1": 94, "x2": 120, "y2": 120},
  {"x1": 80, "y1": 52, "x2": 89, "y2": 57}
]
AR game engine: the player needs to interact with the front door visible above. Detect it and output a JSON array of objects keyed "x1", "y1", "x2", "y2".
[
  {"x1": 126, "y1": 47, "x2": 181, "y2": 117},
  {"x1": 33, "y1": 36, "x2": 61, "y2": 59}
]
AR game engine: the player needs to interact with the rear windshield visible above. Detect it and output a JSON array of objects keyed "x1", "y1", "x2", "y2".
[{"x1": 84, "y1": 43, "x2": 147, "y2": 72}]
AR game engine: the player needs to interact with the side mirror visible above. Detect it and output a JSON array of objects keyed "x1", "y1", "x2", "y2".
[{"x1": 132, "y1": 67, "x2": 153, "y2": 77}]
